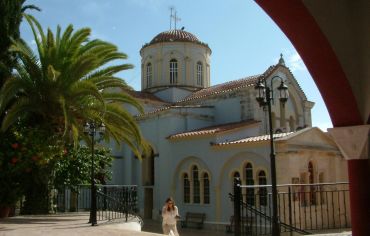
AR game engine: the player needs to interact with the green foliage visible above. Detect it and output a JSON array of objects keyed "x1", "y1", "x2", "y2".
[
  {"x1": 54, "y1": 145, "x2": 113, "y2": 192},
  {"x1": 0, "y1": 131, "x2": 23, "y2": 206},
  {"x1": 0, "y1": 126, "x2": 62, "y2": 208},
  {"x1": 0, "y1": 14, "x2": 150, "y2": 159},
  {"x1": 0, "y1": 0, "x2": 40, "y2": 86},
  {"x1": 0, "y1": 10, "x2": 150, "y2": 214}
]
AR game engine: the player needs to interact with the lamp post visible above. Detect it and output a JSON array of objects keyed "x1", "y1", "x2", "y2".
[
  {"x1": 84, "y1": 121, "x2": 105, "y2": 226},
  {"x1": 255, "y1": 75, "x2": 289, "y2": 236}
]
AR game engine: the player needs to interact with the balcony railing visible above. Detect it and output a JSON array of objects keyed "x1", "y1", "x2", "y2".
[
  {"x1": 230, "y1": 181, "x2": 350, "y2": 235},
  {"x1": 55, "y1": 184, "x2": 142, "y2": 226}
]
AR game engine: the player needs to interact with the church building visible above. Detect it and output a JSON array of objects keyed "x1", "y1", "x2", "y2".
[{"x1": 109, "y1": 28, "x2": 348, "y2": 228}]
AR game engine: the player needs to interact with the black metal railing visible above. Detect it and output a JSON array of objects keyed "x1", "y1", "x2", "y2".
[
  {"x1": 55, "y1": 184, "x2": 142, "y2": 225},
  {"x1": 96, "y1": 185, "x2": 142, "y2": 226},
  {"x1": 230, "y1": 180, "x2": 350, "y2": 235}
]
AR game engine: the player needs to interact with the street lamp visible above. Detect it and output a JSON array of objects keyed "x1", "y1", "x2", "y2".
[
  {"x1": 255, "y1": 75, "x2": 289, "y2": 236},
  {"x1": 84, "y1": 121, "x2": 105, "y2": 226}
]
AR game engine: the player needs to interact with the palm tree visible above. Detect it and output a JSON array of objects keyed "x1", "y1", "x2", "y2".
[
  {"x1": 0, "y1": 14, "x2": 147, "y2": 158},
  {"x1": 0, "y1": 0, "x2": 40, "y2": 86}
]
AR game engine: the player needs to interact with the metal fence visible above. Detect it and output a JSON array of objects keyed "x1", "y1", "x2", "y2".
[
  {"x1": 55, "y1": 184, "x2": 141, "y2": 225},
  {"x1": 230, "y1": 179, "x2": 350, "y2": 235}
]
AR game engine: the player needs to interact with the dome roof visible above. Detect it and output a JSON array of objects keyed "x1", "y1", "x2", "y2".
[{"x1": 142, "y1": 29, "x2": 210, "y2": 49}]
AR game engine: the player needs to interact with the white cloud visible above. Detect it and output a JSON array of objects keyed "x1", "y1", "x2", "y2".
[
  {"x1": 274, "y1": 50, "x2": 308, "y2": 72},
  {"x1": 287, "y1": 51, "x2": 307, "y2": 72}
]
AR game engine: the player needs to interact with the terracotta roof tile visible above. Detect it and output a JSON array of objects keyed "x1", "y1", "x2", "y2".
[
  {"x1": 125, "y1": 90, "x2": 167, "y2": 103},
  {"x1": 141, "y1": 30, "x2": 210, "y2": 50},
  {"x1": 135, "y1": 105, "x2": 172, "y2": 119},
  {"x1": 167, "y1": 120, "x2": 260, "y2": 139},
  {"x1": 135, "y1": 105, "x2": 212, "y2": 120},
  {"x1": 212, "y1": 132, "x2": 294, "y2": 146},
  {"x1": 177, "y1": 65, "x2": 277, "y2": 103}
]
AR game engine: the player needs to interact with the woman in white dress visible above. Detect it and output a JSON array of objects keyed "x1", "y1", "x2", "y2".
[{"x1": 162, "y1": 197, "x2": 180, "y2": 236}]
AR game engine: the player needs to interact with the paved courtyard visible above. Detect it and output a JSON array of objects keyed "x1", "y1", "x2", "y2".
[
  {"x1": 0, "y1": 213, "x2": 352, "y2": 236},
  {"x1": 0, "y1": 212, "x2": 159, "y2": 236}
]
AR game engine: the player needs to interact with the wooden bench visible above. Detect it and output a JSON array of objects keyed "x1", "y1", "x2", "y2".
[
  {"x1": 226, "y1": 215, "x2": 253, "y2": 233},
  {"x1": 181, "y1": 212, "x2": 206, "y2": 229}
]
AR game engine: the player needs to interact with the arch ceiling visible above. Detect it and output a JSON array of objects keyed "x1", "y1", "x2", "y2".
[{"x1": 255, "y1": 0, "x2": 370, "y2": 126}]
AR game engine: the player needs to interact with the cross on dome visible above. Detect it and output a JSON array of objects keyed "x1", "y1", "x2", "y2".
[{"x1": 169, "y1": 7, "x2": 181, "y2": 30}]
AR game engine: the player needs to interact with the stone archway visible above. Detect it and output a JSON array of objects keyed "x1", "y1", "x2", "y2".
[{"x1": 254, "y1": 1, "x2": 370, "y2": 235}]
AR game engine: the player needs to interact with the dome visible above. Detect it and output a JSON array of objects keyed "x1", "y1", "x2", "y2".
[{"x1": 142, "y1": 29, "x2": 210, "y2": 49}]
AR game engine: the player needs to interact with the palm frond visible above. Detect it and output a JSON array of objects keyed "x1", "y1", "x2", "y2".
[
  {"x1": 3, "y1": 15, "x2": 148, "y2": 161},
  {"x1": 85, "y1": 64, "x2": 134, "y2": 79},
  {"x1": 1, "y1": 98, "x2": 32, "y2": 131},
  {"x1": 23, "y1": 14, "x2": 46, "y2": 59},
  {"x1": 102, "y1": 92, "x2": 144, "y2": 113}
]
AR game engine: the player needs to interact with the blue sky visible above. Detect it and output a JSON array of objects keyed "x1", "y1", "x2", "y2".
[{"x1": 20, "y1": 0, "x2": 333, "y2": 131}]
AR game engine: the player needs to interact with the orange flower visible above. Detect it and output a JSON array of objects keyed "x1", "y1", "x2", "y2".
[{"x1": 11, "y1": 143, "x2": 19, "y2": 149}]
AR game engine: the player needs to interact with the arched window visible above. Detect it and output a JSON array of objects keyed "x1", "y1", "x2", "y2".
[
  {"x1": 232, "y1": 171, "x2": 241, "y2": 194},
  {"x1": 203, "y1": 173, "x2": 210, "y2": 204},
  {"x1": 308, "y1": 162, "x2": 316, "y2": 204},
  {"x1": 169, "y1": 59, "x2": 178, "y2": 84},
  {"x1": 258, "y1": 171, "x2": 267, "y2": 206},
  {"x1": 192, "y1": 166, "x2": 200, "y2": 203},
  {"x1": 196, "y1": 62, "x2": 203, "y2": 86},
  {"x1": 183, "y1": 173, "x2": 190, "y2": 203},
  {"x1": 245, "y1": 163, "x2": 255, "y2": 205},
  {"x1": 233, "y1": 171, "x2": 240, "y2": 186},
  {"x1": 146, "y1": 63, "x2": 152, "y2": 87}
]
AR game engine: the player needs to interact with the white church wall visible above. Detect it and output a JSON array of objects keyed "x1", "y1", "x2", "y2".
[
  {"x1": 105, "y1": 29, "x2": 340, "y2": 226},
  {"x1": 213, "y1": 149, "x2": 266, "y2": 222},
  {"x1": 164, "y1": 136, "x2": 273, "y2": 223},
  {"x1": 106, "y1": 139, "x2": 133, "y2": 185},
  {"x1": 182, "y1": 110, "x2": 215, "y2": 131},
  {"x1": 141, "y1": 42, "x2": 211, "y2": 91},
  {"x1": 214, "y1": 124, "x2": 260, "y2": 144},
  {"x1": 213, "y1": 97, "x2": 242, "y2": 124},
  {"x1": 109, "y1": 158, "x2": 125, "y2": 185},
  {"x1": 153, "y1": 87, "x2": 193, "y2": 103},
  {"x1": 123, "y1": 103, "x2": 141, "y2": 116}
]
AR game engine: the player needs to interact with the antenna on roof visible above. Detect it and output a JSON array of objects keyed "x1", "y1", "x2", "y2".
[{"x1": 169, "y1": 7, "x2": 181, "y2": 30}]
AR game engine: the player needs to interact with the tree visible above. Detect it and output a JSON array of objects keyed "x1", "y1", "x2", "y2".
[
  {"x1": 53, "y1": 145, "x2": 113, "y2": 212},
  {"x1": 0, "y1": 126, "x2": 61, "y2": 214},
  {"x1": 54, "y1": 145, "x2": 113, "y2": 192},
  {"x1": 0, "y1": 0, "x2": 40, "y2": 86},
  {"x1": 0, "y1": 14, "x2": 148, "y2": 158},
  {"x1": 0, "y1": 14, "x2": 149, "y2": 214}
]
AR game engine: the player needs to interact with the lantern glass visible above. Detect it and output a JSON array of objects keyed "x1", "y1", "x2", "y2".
[
  {"x1": 255, "y1": 80, "x2": 266, "y2": 105},
  {"x1": 277, "y1": 81, "x2": 289, "y2": 103}
]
